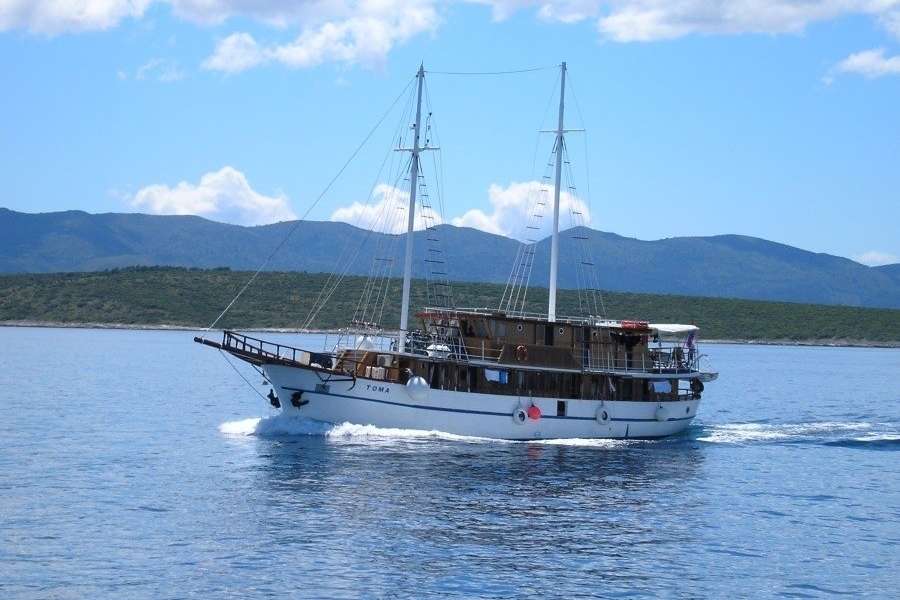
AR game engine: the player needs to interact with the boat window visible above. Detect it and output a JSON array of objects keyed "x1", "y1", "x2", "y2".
[
  {"x1": 557, "y1": 400, "x2": 566, "y2": 417},
  {"x1": 429, "y1": 364, "x2": 441, "y2": 389},
  {"x1": 495, "y1": 321, "x2": 507, "y2": 337},
  {"x1": 544, "y1": 325, "x2": 554, "y2": 346},
  {"x1": 484, "y1": 369, "x2": 508, "y2": 384},
  {"x1": 460, "y1": 320, "x2": 472, "y2": 336}
]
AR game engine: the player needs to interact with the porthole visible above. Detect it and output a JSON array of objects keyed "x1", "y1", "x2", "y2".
[
  {"x1": 558, "y1": 327, "x2": 564, "y2": 335},
  {"x1": 516, "y1": 323, "x2": 524, "y2": 332}
]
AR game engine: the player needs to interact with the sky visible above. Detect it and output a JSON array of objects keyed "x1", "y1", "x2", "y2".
[{"x1": 1, "y1": 1, "x2": 899, "y2": 267}]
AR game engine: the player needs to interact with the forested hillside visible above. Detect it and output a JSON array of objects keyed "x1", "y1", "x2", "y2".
[{"x1": 2, "y1": 267, "x2": 898, "y2": 343}]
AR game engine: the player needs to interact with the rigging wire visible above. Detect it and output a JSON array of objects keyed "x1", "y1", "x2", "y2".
[
  {"x1": 566, "y1": 72, "x2": 607, "y2": 318},
  {"x1": 217, "y1": 349, "x2": 269, "y2": 403},
  {"x1": 421, "y1": 77, "x2": 454, "y2": 311},
  {"x1": 204, "y1": 75, "x2": 417, "y2": 332},
  {"x1": 301, "y1": 88, "x2": 416, "y2": 331},
  {"x1": 499, "y1": 71, "x2": 560, "y2": 314},
  {"x1": 426, "y1": 65, "x2": 558, "y2": 76}
]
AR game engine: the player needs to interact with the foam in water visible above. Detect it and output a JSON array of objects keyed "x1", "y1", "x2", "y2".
[
  {"x1": 534, "y1": 437, "x2": 637, "y2": 448},
  {"x1": 220, "y1": 415, "x2": 899, "y2": 449},
  {"x1": 218, "y1": 417, "x2": 262, "y2": 436},
  {"x1": 219, "y1": 414, "x2": 332, "y2": 437},
  {"x1": 219, "y1": 414, "x2": 494, "y2": 443},
  {"x1": 220, "y1": 415, "x2": 636, "y2": 447},
  {"x1": 696, "y1": 421, "x2": 880, "y2": 444}
]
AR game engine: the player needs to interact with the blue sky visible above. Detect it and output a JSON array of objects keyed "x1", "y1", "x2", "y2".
[{"x1": 1, "y1": 1, "x2": 899, "y2": 266}]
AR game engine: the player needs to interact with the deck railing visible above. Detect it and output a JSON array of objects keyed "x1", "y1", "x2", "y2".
[
  {"x1": 583, "y1": 347, "x2": 702, "y2": 375},
  {"x1": 219, "y1": 331, "x2": 315, "y2": 365},
  {"x1": 211, "y1": 330, "x2": 707, "y2": 378}
]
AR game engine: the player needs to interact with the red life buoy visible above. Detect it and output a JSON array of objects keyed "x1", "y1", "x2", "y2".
[
  {"x1": 515, "y1": 345, "x2": 528, "y2": 361},
  {"x1": 527, "y1": 405, "x2": 541, "y2": 420}
]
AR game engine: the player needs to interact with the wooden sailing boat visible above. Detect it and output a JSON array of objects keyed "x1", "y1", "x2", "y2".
[{"x1": 195, "y1": 62, "x2": 718, "y2": 440}]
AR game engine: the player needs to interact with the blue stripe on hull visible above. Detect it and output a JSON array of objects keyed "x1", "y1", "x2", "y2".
[{"x1": 283, "y1": 386, "x2": 695, "y2": 423}]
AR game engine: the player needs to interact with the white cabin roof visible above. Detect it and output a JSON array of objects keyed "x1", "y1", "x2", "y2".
[{"x1": 649, "y1": 323, "x2": 699, "y2": 336}]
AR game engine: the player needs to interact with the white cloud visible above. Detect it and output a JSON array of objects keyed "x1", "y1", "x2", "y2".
[
  {"x1": 452, "y1": 180, "x2": 590, "y2": 239},
  {"x1": 854, "y1": 250, "x2": 900, "y2": 266},
  {"x1": 134, "y1": 57, "x2": 185, "y2": 81},
  {"x1": 832, "y1": 47, "x2": 900, "y2": 78},
  {"x1": 330, "y1": 183, "x2": 443, "y2": 233},
  {"x1": 202, "y1": 1, "x2": 440, "y2": 73},
  {"x1": 476, "y1": 1, "x2": 900, "y2": 42},
  {"x1": 0, "y1": 0, "x2": 151, "y2": 34},
  {"x1": 6, "y1": 0, "x2": 900, "y2": 71},
  {"x1": 131, "y1": 166, "x2": 296, "y2": 226},
  {"x1": 202, "y1": 32, "x2": 266, "y2": 72}
]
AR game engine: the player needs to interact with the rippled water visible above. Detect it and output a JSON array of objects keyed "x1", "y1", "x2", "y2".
[{"x1": 1, "y1": 327, "x2": 899, "y2": 598}]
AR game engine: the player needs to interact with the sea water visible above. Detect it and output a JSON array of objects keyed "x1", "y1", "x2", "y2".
[{"x1": 0, "y1": 327, "x2": 898, "y2": 598}]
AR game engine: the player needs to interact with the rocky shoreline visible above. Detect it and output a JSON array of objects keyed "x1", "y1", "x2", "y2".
[{"x1": 3, "y1": 320, "x2": 898, "y2": 348}]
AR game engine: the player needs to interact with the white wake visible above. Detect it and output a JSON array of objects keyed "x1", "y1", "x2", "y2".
[
  {"x1": 219, "y1": 414, "x2": 495, "y2": 443},
  {"x1": 220, "y1": 414, "x2": 635, "y2": 447},
  {"x1": 696, "y1": 421, "x2": 880, "y2": 444}
]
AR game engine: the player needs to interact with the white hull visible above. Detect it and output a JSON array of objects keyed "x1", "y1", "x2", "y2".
[{"x1": 263, "y1": 364, "x2": 698, "y2": 440}]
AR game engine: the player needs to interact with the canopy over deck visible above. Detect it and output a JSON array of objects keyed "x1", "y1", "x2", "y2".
[{"x1": 649, "y1": 323, "x2": 699, "y2": 336}]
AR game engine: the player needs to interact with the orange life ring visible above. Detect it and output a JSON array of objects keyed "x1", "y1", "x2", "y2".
[{"x1": 515, "y1": 345, "x2": 528, "y2": 361}]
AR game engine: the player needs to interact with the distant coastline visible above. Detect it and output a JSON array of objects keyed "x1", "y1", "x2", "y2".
[
  {"x1": 3, "y1": 320, "x2": 897, "y2": 348},
  {"x1": 2, "y1": 268, "x2": 898, "y2": 346}
]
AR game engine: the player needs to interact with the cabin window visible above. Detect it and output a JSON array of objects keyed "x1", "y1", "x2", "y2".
[
  {"x1": 429, "y1": 364, "x2": 441, "y2": 389},
  {"x1": 526, "y1": 371, "x2": 540, "y2": 394},
  {"x1": 495, "y1": 321, "x2": 507, "y2": 336},
  {"x1": 556, "y1": 400, "x2": 566, "y2": 417},
  {"x1": 484, "y1": 369, "x2": 508, "y2": 384},
  {"x1": 474, "y1": 320, "x2": 488, "y2": 337},
  {"x1": 544, "y1": 325, "x2": 554, "y2": 346},
  {"x1": 650, "y1": 379, "x2": 672, "y2": 399},
  {"x1": 461, "y1": 320, "x2": 475, "y2": 336}
]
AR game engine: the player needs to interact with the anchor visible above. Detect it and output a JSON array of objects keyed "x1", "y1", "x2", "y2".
[
  {"x1": 290, "y1": 391, "x2": 310, "y2": 408},
  {"x1": 267, "y1": 389, "x2": 280, "y2": 409}
]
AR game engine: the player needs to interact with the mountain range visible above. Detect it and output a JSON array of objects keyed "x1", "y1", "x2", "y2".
[{"x1": 2, "y1": 207, "x2": 898, "y2": 309}]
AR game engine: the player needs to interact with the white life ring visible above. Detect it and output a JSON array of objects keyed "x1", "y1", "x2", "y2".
[
  {"x1": 513, "y1": 408, "x2": 528, "y2": 425},
  {"x1": 596, "y1": 408, "x2": 610, "y2": 423},
  {"x1": 655, "y1": 405, "x2": 668, "y2": 422}
]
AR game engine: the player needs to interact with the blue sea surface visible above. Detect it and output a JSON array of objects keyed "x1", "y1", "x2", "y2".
[{"x1": 1, "y1": 327, "x2": 899, "y2": 598}]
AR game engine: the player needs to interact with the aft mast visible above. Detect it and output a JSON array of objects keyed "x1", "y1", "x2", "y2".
[
  {"x1": 398, "y1": 64, "x2": 426, "y2": 353},
  {"x1": 548, "y1": 61, "x2": 566, "y2": 323}
]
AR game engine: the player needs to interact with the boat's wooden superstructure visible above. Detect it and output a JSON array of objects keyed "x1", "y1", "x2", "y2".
[{"x1": 197, "y1": 307, "x2": 711, "y2": 404}]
